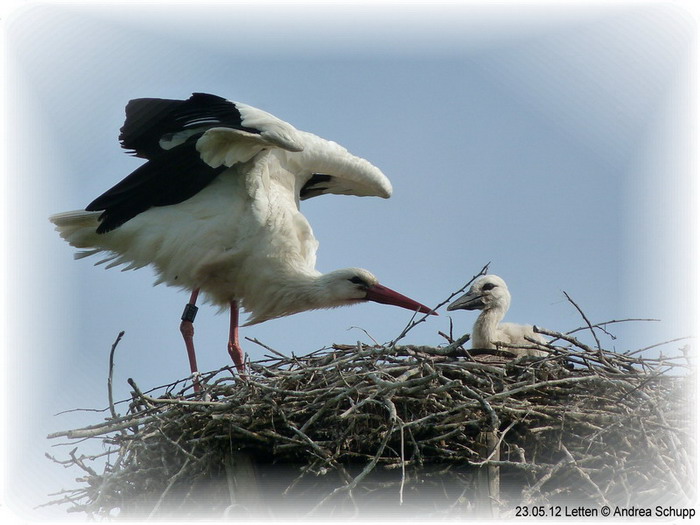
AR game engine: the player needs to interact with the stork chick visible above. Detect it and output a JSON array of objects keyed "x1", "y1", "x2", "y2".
[{"x1": 447, "y1": 274, "x2": 545, "y2": 357}]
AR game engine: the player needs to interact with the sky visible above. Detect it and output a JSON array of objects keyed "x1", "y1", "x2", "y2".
[{"x1": 2, "y1": 0, "x2": 698, "y2": 521}]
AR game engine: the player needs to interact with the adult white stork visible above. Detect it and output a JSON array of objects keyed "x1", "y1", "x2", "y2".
[
  {"x1": 50, "y1": 93, "x2": 433, "y2": 386},
  {"x1": 447, "y1": 274, "x2": 545, "y2": 357}
]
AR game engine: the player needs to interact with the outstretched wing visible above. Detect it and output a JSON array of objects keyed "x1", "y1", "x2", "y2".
[
  {"x1": 87, "y1": 93, "x2": 304, "y2": 233},
  {"x1": 292, "y1": 132, "x2": 393, "y2": 202}
]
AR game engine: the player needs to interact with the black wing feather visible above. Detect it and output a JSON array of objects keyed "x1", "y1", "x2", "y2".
[
  {"x1": 119, "y1": 93, "x2": 260, "y2": 159},
  {"x1": 300, "y1": 174, "x2": 334, "y2": 200},
  {"x1": 87, "y1": 137, "x2": 227, "y2": 233},
  {"x1": 88, "y1": 93, "x2": 263, "y2": 233}
]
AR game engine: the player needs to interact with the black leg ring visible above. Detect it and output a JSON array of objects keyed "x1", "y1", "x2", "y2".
[{"x1": 181, "y1": 303, "x2": 199, "y2": 323}]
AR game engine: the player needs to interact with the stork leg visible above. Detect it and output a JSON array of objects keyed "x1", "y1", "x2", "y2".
[
  {"x1": 180, "y1": 289, "x2": 202, "y2": 392},
  {"x1": 228, "y1": 300, "x2": 246, "y2": 373}
]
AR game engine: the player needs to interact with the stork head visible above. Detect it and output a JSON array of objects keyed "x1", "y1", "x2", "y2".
[
  {"x1": 324, "y1": 268, "x2": 435, "y2": 315},
  {"x1": 447, "y1": 274, "x2": 511, "y2": 313}
]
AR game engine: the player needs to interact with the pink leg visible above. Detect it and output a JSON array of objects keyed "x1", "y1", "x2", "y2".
[
  {"x1": 180, "y1": 289, "x2": 202, "y2": 392},
  {"x1": 228, "y1": 300, "x2": 246, "y2": 373}
]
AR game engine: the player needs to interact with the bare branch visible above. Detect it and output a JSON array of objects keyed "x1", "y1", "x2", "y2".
[{"x1": 107, "y1": 331, "x2": 125, "y2": 421}]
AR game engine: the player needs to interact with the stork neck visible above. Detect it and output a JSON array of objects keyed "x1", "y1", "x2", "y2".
[
  {"x1": 472, "y1": 307, "x2": 506, "y2": 349},
  {"x1": 242, "y1": 269, "x2": 342, "y2": 325}
]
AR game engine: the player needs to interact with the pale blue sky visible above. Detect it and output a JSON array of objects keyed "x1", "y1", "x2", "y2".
[{"x1": 3, "y1": 1, "x2": 697, "y2": 520}]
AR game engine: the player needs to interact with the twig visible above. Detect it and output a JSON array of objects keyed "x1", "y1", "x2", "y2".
[
  {"x1": 107, "y1": 331, "x2": 125, "y2": 421},
  {"x1": 147, "y1": 457, "x2": 192, "y2": 519},
  {"x1": 625, "y1": 336, "x2": 694, "y2": 357},
  {"x1": 308, "y1": 420, "x2": 397, "y2": 515},
  {"x1": 246, "y1": 337, "x2": 287, "y2": 359},
  {"x1": 567, "y1": 318, "x2": 660, "y2": 339},
  {"x1": 562, "y1": 291, "x2": 602, "y2": 352}
]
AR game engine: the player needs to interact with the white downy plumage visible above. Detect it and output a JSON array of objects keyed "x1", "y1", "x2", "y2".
[{"x1": 447, "y1": 274, "x2": 546, "y2": 357}]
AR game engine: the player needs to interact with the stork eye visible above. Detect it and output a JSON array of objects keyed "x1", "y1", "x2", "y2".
[
  {"x1": 481, "y1": 283, "x2": 496, "y2": 291},
  {"x1": 349, "y1": 276, "x2": 367, "y2": 286}
]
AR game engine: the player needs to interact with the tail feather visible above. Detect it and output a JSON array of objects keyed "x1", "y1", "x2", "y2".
[
  {"x1": 49, "y1": 210, "x2": 100, "y2": 227},
  {"x1": 49, "y1": 210, "x2": 102, "y2": 249},
  {"x1": 74, "y1": 249, "x2": 101, "y2": 260},
  {"x1": 50, "y1": 210, "x2": 155, "y2": 276}
]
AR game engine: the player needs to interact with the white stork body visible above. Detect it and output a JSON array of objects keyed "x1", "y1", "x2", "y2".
[
  {"x1": 447, "y1": 275, "x2": 545, "y2": 357},
  {"x1": 51, "y1": 93, "x2": 432, "y2": 383},
  {"x1": 51, "y1": 136, "x2": 387, "y2": 323}
]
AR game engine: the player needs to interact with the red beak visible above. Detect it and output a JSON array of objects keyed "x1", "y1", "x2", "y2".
[{"x1": 365, "y1": 283, "x2": 437, "y2": 315}]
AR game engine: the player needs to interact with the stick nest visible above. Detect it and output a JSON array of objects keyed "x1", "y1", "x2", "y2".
[{"x1": 46, "y1": 326, "x2": 694, "y2": 519}]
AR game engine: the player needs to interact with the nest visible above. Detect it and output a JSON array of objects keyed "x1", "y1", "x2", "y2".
[{"x1": 45, "y1": 323, "x2": 695, "y2": 519}]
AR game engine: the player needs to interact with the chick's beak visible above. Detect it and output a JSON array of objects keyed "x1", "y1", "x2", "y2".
[{"x1": 446, "y1": 292, "x2": 484, "y2": 311}]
